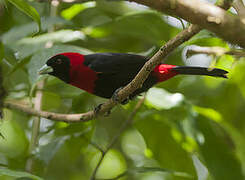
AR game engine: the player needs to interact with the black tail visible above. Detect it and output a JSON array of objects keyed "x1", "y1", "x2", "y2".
[{"x1": 172, "y1": 66, "x2": 228, "y2": 78}]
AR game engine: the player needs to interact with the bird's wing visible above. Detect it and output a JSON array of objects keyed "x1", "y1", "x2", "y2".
[
  {"x1": 83, "y1": 53, "x2": 148, "y2": 74},
  {"x1": 83, "y1": 53, "x2": 155, "y2": 98}
]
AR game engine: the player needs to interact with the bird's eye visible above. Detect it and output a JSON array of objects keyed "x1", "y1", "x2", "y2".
[{"x1": 56, "y1": 59, "x2": 62, "y2": 64}]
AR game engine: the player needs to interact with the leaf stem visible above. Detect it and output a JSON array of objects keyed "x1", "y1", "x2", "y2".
[
  {"x1": 90, "y1": 96, "x2": 146, "y2": 180},
  {"x1": 25, "y1": 81, "x2": 44, "y2": 172},
  {"x1": 25, "y1": 0, "x2": 59, "y2": 172}
]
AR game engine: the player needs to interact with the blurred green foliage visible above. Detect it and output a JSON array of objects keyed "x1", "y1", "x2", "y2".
[{"x1": 0, "y1": 0, "x2": 245, "y2": 179}]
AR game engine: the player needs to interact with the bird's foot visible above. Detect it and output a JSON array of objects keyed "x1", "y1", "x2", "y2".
[
  {"x1": 112, "y1": 87, "x2": 130, "y2": 104},
  {"x1": 121, "y1": 98, "x2": 130, "y2": 105},
  {"x1": 93, "y1": 103, "x2": 111, "y2": 117},
  {"x1": 112, "y1": 87, "x2": 123, "y2": 103},
  {"x1": 94, "y1": 103, "x2": 103, "y2": 116}
]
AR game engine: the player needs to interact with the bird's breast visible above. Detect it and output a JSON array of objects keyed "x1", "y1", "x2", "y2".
[{"x1": 69, "y1": 64, "x2": 98, "y2": 93}]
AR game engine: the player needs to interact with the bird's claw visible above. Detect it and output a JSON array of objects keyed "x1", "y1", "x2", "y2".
[
  {"x1": 93, "y1": 103, "x2": 111, "y2": 117},
  {"x1": 112, "y1": 87, "x2": 123, "y2": 103},
  {"x1": 121, "y1": 98, "x2": 129, "y2": 105},
  {"x1": 112, "y1": 87, "x2": 130, "y2": 104},
  {"x1": 94, "y1": 104, "x2": 103, "y2": 116}
]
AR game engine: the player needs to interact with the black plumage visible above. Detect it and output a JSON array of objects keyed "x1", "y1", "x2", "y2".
[{"x1": 84, "y1": 53, "x2": 158, "y2": 98}]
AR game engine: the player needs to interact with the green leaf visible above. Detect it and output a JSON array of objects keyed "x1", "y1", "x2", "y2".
[
  {"x1": 7, "y1": 57, "x2": 30, "y2": 76},
  {"x1": 91, "y1": 149, "x2": 127, "y2": 179},
  {"x1": 130, "y1": 167, "x2": 192, "y2": 178},
  {"x1": 45, "y1": 78, "x2": 82, "y2": 99},
  {"x1": 41, "y1": 91, "x2": 61, "y2": 111},
  {"x1": 99, "y1": 11, "x2": 177, "y2": 42},
  {"x1": 136, "y1": 117, "x2": 197, "y2": 179},
  {"x1": 54, "y1": 122, "x2": 91, "y2": 137},
  {"x1": 18, "y1": 29, "x2": 86, "y2": 45},
  {"x1": 121, "y1": 128, "x2": 147, "y2": 163},
  {"x1": 81, "y1": 11, "x2": 179, "y2": 52},
  {"x1": 230, "y1": 61, "x2": 245, "y2": 99},
  {"x1": 0, "y1": 42, "x2": 4, "y2": 63},
  {"x1": 192, "y1": 155, "x2": 209, "y2": 180},
  {"x1": 0, "y1": 167, "x2": 43, "y2": 180},
  {"x1": 71, "y1": 92, "x2": 97, "y2": 112},
  {"x1": 221, "y1": 123, "x2": 245, "y2": 176},
  {"x1": 6, "y1": 0, "x2": 41, "y2": 34},
  {"x1": 145, "y1": 87, "x2": 184, "y2": 110},
  {"x1": 37, "y1": 137, "x2": 67, "y2": 165},
  {"x1": 0, "y1": 109, "x2": 28, "y2": 158},
  {"x1": 193, "y1": 106, "x2": 222, "y2": 123},
  {"x1": 196, "y1": 115, "x2": 244, "y2": 180},
  {"x1": 2, "y1": 17, "x2": 68, "y2": 44},
  {"x1": 96, "y1": 0, "x2": 138, "y2": 16},
  {"x1": 13, "y1": 29, "x2": 86, "y2": 59},
  {"x1": 72, "y1": 7, "x2": 112, "y2": 28},
  {"x1": 61, "y1": 2, "x2": 96, "y2": 20},
  {"x1": 91, "y1": 107, "x2": 129, "y2": 150},
  {"x1": 185, "y1": 30, "x2": 228, "y2": 48}
]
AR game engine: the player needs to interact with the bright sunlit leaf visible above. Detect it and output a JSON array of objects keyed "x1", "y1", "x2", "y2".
[
  {"x1": 146, "y1": 87, "x2": 184, "y2": 110},
  {"x1": 91, "y1": 149, "x2": 127, "y2": 179},
  {"x1": 194, "y1": 106, "x2": 222, "y2": 122},
  {"x1": 61, "y1": 2, "x2": 95, "y2": 20},
  {"x1": 121, "y1": 128, "x2": 147, "y2": 162}
]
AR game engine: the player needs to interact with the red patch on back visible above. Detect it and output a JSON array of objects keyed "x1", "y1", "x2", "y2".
[
  {"x1": 61, "y1": 53, "x2": 97, "y2": 93},
  {"x1": 153, "y1": 64, "x2": 179, "y2": 82}
]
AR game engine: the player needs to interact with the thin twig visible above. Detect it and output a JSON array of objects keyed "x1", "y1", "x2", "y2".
[
  {"x1": 3, "y1": 101, "x2": 94, "y2": 122},
  {"x1": 0, "y1": 64, "x2": 5, "y2": 119},
  {"x1": 107, "y1": 97, "x2": 146, "y2": 151},
  {"x1": 90, "y1": 97, "x2": 146, "y2": 180},
  {"x1": 83, "y1": 136, "x2": 105, "y2": 154},
  {"x1": 25, "y1": 80, "x2": 45, "y2": 172},
  {"x1": 186, "y1": 46, "x2": 245, "y2": 58}
]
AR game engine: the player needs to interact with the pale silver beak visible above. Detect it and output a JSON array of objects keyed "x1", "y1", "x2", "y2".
[{"x1": 38, "y1": 64, "x2": 53, "y2": 75}]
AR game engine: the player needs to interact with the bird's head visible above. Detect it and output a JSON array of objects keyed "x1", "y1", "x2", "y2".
[
  {"x1": 39, "y1": 54, "x2": 70, "y2": 83},
  {"x1": 38, "y1": 53, "x2": 84, "y2": 83}
]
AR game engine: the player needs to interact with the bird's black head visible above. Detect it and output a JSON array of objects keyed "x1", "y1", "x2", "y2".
[{"x1": 39, "y1": 54, "x2": 70, "y2": 83}]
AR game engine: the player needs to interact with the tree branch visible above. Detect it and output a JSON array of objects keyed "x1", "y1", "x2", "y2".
[
  {"x1": 4, "y1": 101, "x2": 93, "y2": 122},
  {"x1": 186, "y1": 46, "x2": 245, "y2": 58},
  {"x1": 129, "y1": 0, "x2": 245, "y2": 48}
]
